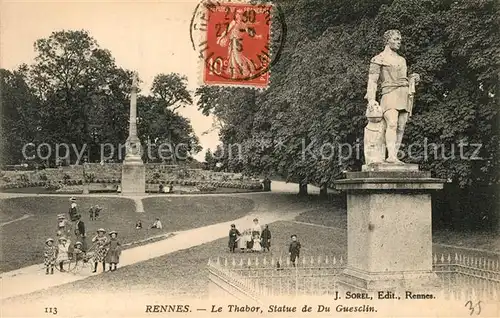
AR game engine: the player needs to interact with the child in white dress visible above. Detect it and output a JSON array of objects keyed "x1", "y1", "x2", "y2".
[
  {"x1": 252, "y1": 233, "x2": 262, "y2": 252},
  {"x1": 56, "y1": 237, "x2": 70, "y2": 272}
]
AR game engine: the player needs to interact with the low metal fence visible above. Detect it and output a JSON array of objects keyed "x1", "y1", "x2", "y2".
[{"x1": 208, "y1": 253, "x2": 500, "y2": 301}]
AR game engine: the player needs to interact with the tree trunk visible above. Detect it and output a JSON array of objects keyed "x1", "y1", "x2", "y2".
[
  {"x1": 168, "y1": 129, "x2": 177, "y2": 165},
  {"x1": 320, "y1": 183, "x2": 328, "y2": 198},
  {"x1": 298, "y1": 182, "x2": 308, "y2": 196}
]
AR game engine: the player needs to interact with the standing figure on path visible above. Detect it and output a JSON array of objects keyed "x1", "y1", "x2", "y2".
[
  {"x1": 89, "y1": 205, "x2": 95, "y2": 221},
  {"x1": 94, "y1": 205, "x2": 102, "y2": 220},
  {"x1": 237, "y1": 229, "x2": 248, "y2": 252},
  {"x1": 364, "y1": 29, "x2": 420, "y2": 164},
  {"x1": 228, "y1": 224, "x2": 241, "y2": 253},
  {"x1": 261, "y1": 224, "x2": 271, "y2": 252},
  {"x1": 244, "y1": 229, "x2": 254, "y2": 251},
  {"x1": 74, "y1": 215, "x2": 87, "y2": 251},
  {"x1": 91, "y1": 228, "x2": 108, "y2": 273},
  {"x1": 44, "y1": 238, "x2": 57, "y2": 275},
  {"x1": 69, "y1": 197, "x2": 78, "y2": 221},
  {"x1": 73, "y1": 241, "x2": 84, "y2": 263},
  {"x1": 289, "y1": 234, "x2": 301, "y2": 267},
  {"x1": 251, "y1": 218, "x2": 262, "y2": 238},
  {"x1": 56, "y1": 237, "x2": 70, "y2": 272},
  {"x1": 105, "y1": 231, "x2": 121, "y2": 271}
]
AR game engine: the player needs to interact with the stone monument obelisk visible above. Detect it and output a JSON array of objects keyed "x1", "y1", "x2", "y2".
[
  {"x1": 121, "y1": 72, "x2": 146, "y2": 195},
  {"x1": 335, "y1": 30, "x2": 445, "y2": 292}
]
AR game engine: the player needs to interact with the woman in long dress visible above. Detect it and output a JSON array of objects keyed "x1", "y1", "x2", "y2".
[{"x1": 216, "y1": 10, "x2": 258, "y2": 79}]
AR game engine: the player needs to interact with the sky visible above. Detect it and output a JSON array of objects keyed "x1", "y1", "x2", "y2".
[{"x1": 0, "y1": 0, "x2": 219, "y2": 161}]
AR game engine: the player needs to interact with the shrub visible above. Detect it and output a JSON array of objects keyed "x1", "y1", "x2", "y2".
[
  {"x1": 44, "y1": 181, "x2": 62, "y2": 191},
  {"x1": 197, "y1": 184, "x2": 217, "y2": 192},
  {"x1": 17, "y1": 174, "x2": 29, "y2": 182},
  {"x1": 2, "y1": 176, "x2": 11, "y2": 183},
  {"x1": 63, "y1": 173, "x2": 71, "y2": 181},
  {"x1": 176, "y1": 168, "x2": 189, "y2": 180},
  {"x1": 84, "y1": 172, "x2": 95, "y2": 183},
  {"x1": 39, "y1": 173, "x2": 48, "y2": 181}
]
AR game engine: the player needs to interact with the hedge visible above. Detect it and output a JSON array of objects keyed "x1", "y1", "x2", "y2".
[{"x1": 0, "y1": 178, "x2": 263, "y2": 191}]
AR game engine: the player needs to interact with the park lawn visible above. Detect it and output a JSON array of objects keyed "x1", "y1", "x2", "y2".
[
  {"x1": 0, "y1": 196, "x2": 255, "y2": 273},
  {"x1": 4, "y1": 217, "x2": 499, "y2": 304},
  {"x1": 296, "y1": 209, "x2": 500, "y2": 255},
  {"x1": 9, "y1": 221, "x2": 345, "y2": 301}
]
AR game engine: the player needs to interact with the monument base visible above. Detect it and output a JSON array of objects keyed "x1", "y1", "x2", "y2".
[
  {"x1": 334, "y1": 163, "x2": 445, "y2": 293},
  {"x1": 121, "y1": 160, "x2": 145, "y2": 195}
]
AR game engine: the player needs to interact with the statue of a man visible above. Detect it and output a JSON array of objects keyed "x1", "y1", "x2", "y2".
[{"x1": 364, "y1": 29, "x2": 420, "y2": 164}]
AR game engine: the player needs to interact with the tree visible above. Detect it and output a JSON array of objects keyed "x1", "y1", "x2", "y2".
[
  {"x1": 151, "y1": 73, "x2": 192, "y2": 111},
  {"x1": 137, "y1": 95, "x2": 201, "y2": 163},
  {"x1": 204, "y1": 149, "x2": 216, "y2": 170},
  {"x1": 27, "y1": 30, "x2": 131, "y2": 164},
  {"x1": 4, "y1": 30, "x2": 201, "y2": 166},
  {"x1": 150, "y1": 73, "x2": 194, "y2": 164},
  {"x1": 197, "y1": 0, "x2": 500, "y2": 230},
  {"x1": 0, "y1": 66, "x2": 41, "y2": 165}
]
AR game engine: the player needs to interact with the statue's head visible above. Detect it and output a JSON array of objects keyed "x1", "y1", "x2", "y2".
[{"x1": 383, "y1": 29, "x2": 402, "y2": 51}]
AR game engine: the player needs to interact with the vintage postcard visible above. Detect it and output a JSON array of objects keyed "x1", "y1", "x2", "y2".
[{"x1": 0, "y1": 0, "x2": 499, "y2": 317}]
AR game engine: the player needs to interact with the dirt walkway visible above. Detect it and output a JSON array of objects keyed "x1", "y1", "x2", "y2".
[{"x1": 0, "y1": 214, "x2": 33, "y2": 226}]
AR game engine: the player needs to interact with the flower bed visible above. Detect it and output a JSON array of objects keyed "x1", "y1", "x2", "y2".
[
  {"x1": 55, "y1": 185, "x2": 84, "y2": 194},
  {"x1": 0, "y1": 164, "x2": 263, "y2": 193},
  {"x1": 146, "y1": 179, "x2": 262, "y2": 190}
]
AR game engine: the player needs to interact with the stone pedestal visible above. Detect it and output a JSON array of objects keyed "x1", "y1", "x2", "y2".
[
  {"x1": 121, "y1": 161, "x2": 145, "y2": 195},
  {"x1": 334, "y1": 163, "x2": 445, "y2": 292}
]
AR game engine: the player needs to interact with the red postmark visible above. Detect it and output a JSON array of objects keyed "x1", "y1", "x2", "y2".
[{"x1": 197, "y1": 2, "x2": 272, "y2": 87}]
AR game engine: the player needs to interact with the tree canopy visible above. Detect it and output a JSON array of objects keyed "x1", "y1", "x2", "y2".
[
  {"x1": 1, "y1": 30, "x2": 200, "y2": 165},
  {"x1": 196, "y1": 0, "x2": 500, "y2": 230}
]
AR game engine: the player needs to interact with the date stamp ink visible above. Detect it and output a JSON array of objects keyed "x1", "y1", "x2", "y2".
[{"x1": 190, "y1": 0, "x2": 286, "y2": 88}]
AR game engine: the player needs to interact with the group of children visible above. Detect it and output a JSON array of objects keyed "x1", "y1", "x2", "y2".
[
  {"x1": 90, "y1": 228, "x2": 122, "y2": 272},
  {"x1": 89, "y1": 204, "x2": 102, "y2": 221},
  {"x1": 228, "y1": 218, "x2": 272, "y2": 253},
  {"x1": 43, "y1": 198, "x2": 122, "y2": 274},
  {"x1": 227, "y1": 219, "x2": 303, "y2": 267}
]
